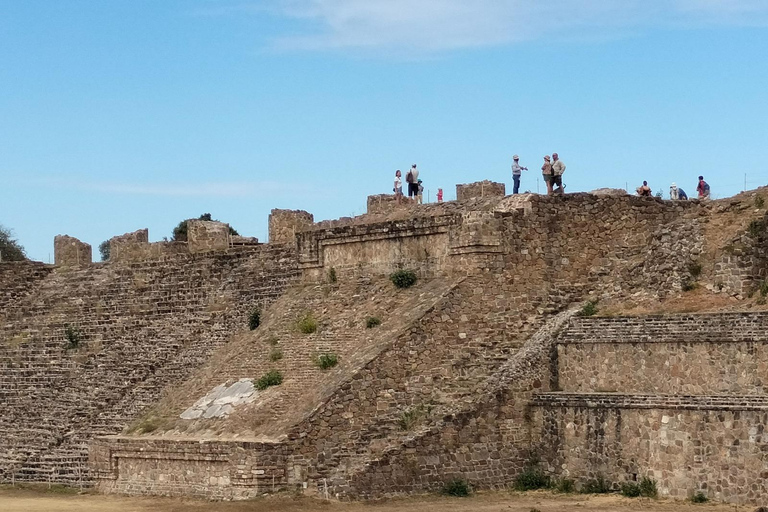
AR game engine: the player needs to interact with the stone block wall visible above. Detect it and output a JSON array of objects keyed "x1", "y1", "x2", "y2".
[
  {"x1": 187, "y1": 220, "x2": 231, "y2": 253},
  {"x1": 532, "y1": 396, "x2": 768, "y2": 504},
  {"x1": 109, "y1": 229, "x2": 189, "y2": 263},
  {"x1": 713, "y1": 213, "x2": 768, "y2": 297},
  {"x1": 366, "y1": 194, "x2": 416, "y2": 214},
  {"x1": 557, "y1": 314, "x2": 768, "y2": 394},
  {"x1": 0, "y1": 261, "x2": 53, "y2": 313},
  {"x1": 456, "y1": 180, "x2": 505, "y2": 201},
  {"x1": 268, "y1": 209, "x2": 314, "y2": 245},
  {"x1": 54, "y1": 235, "x2": 92, "y2": 266}
]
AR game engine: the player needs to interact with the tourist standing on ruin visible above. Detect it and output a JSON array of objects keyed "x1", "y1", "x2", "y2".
[
  {"x1": 406, "y1": 164, "x2": 420, "y2": 198},
  {"x1": 697, "y1": 176, "x2": 710, "y2": 199},
  {"x1": 637, "y1": 181, "x2": 652, "y2": 196},
  {"x1": 394, "y1": 170, "x2": 403, "y2": 203},
  {"x1": 417, "y1": 179, "x2": 424, "y2": 204},
  {"x1": 670, "y1": 182, "x2": 679, "y2": 200},
  {"x1": 541, "y1": 155, "x2": 553, "y2": 195},
  {"x1": 511, "y1": 154, "x2": 528, "y2": 194},
  {"x1": 552, "y1": 153, "x2": 566, "y2": 194}
]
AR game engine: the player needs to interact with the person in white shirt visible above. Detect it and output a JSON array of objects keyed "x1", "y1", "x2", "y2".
[
  {"x1": 394, "y1": 170, "x2": 403, "y2": 203},
  {"x1": 511, "y1": 154, "x2": 528, "y2": 194},
  {"x1": 670, "y1": 182, "x2": 679, "y2": 200}
]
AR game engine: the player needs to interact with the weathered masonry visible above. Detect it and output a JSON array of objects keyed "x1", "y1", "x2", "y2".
[{"x1": 3, "y1": 183, "x2": 768, "y2": 505}]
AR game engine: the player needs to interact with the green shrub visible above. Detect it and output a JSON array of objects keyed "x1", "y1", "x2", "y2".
[
  {"x1": 266, "y1": 335, "x2": 279, "y2": 346},
  {"x1": 688, "y1": 262, "x2": 702, "y2": 278},
  {"x1": 578, "y1": 300, "x2": 598, "y2": 317},
  {"x1": 316, "y1": 353, "x2": 338, "y2": 370},
  {"x1": 581, "y1": 475, "x2": 612, "y2": 494},
  {"x1": 390, "y1": 269, "x2": 418, "y2": 289},
  {"x1": 328, "y1": 267, "x2": 337, "y2": 283},
  {"x1": 98, "y1": 240, "x2": 110, "y2": 261},
  {"x1": 442, "y1": 479, "x2": 470, "y2": 497},
  {"x1": 64, "y1": 324, "x2": 82, "y2": 349},
  {"x1": 639, "y1": 477, "x2": 658, "y2": 498},
  {"x1": 366, "y1": 316, "x2": 382, "y2": 328},
  {"x1": 269, "y1": 349, "x2": 283, "y2": 362},
  {"x1": 620, "y1": 482, "x2": 641, "y2": 497},
  {"x1": 398, "y1": 407, "x2": 424, "y2": 431},
  {"x1": 756, "y1": 196, "x2": 765, "y2": 209},
  {"x1": 748, "y1": 219, "x2": 766, "y2": 238},
  {"x1": 691, "y1": 491, "x2": 708, "y2": 503},
  {"x1": 248, "y1": 307, "x2": 261, "y2": 330},
  {"x1": 554, "y1": 478, "x2": 575, "y2": 493},
  {"x1": 515, "y1": 467, "x2": 550, "y2": 491},
  {"x1": 256, "y1": 370, "x2": 283, "y2": 390},
  {"x1": 760, "y1": 280, "x2": 768, "y2": 298},
  {"x1": 297, "y1": 313, "x2": 318, "y2": 334}
]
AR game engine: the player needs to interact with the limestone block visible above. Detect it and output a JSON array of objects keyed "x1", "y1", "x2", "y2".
[
  {"x1": 188, "y1": 220, "x2": 230, "y2": 254},
  {"x1": 366, "y1": 194, "x2": 415, "y2": 215},
  {"x1": 456, "y1": 180, "x2": 506, "y2": 202},
  {"x1": 269, "y1": 209, "x2": 314, "y2": 245},
  {"x1": 54, "y1": 235, "x2": 92, "y2": 266}
]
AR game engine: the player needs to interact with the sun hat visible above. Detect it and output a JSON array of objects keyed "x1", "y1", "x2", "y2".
[
  {"x1": 544, "y1": 155, "x2": 551, "y2": 161},
  {"x1": 513, "y1": 154, "x2": 519, "y2": 160}
]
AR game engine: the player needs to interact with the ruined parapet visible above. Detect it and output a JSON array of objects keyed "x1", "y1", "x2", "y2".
[
  {"x1": 269, "y1": 209, "x2": 314, "y2": 245},
  {"x1": 366, "y1": 194, "x2": 415, "y2": 215},
  {"x1": 54, "y1": 235, "x2": 92, "y2": 266},
  {"x1": 109, "y1": 229, "x2": 187, "y2": 263},
  {"x1": 456, "y1": 180, "x2": 506, "y2": 202},
  {"x1": 188, "y1": 220, "x2": 231, "y2": 254}
]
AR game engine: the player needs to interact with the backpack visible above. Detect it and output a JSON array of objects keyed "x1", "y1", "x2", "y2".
[
  {"x1": 704, "y1": 182, "x2": 710, "y2": 192},
  {"x1": 406, "y1": 170, "x2": 414, "y2": 184}
]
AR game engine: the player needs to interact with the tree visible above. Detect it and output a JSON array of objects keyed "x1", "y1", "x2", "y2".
[
  {"x1": 171, "y1": 213, "x2": 239, "y2": 242},
  {"x1": 99, "y1": 240, "x2": 111, "y2": 261},
  {"x1": 0, "y1": 224, "x2": 27, "y2": 261}
]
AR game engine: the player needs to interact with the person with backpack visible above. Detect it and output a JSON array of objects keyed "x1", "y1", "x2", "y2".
[
  {"x1": 406, "y1": 164, "x2": 420, "y2": 198},
  {"x1": 697, "y1": 176, "x2": 710, "y2": 199}
]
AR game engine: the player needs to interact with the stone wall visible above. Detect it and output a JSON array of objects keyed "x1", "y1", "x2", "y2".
[
  {"x1": 268, "y1": 209, "x2": 314, "y2": 245},
  {"x1": 0, "y1": 261, "x2": 53, "y2": 312},
  {"x1": 532, "y1": 395, "x2": 768, "y2": 504},
  {"x1": 456, "y1": 180, "x2": 505, "y2": 202},
  {"x1": 109, "y1": 229, "x2": 189, "y2": 263},
  {"x1": 54, "y1": 235, "x2": 92, "y2": 266},
  {"x1": 557, "y1": 314, "x2": 768, "y2": 394},
  {"x1": 713, "y1": 212, "x2": 768, "y2": 297},
  {"x1": 187, "y1": 220, "x2": 231, "y2": 254},
  {"x1": 366, "y1": 194, "x2": 416, "y2": 214}
]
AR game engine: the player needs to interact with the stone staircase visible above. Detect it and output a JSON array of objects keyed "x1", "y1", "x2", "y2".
[
  {"x1": 0, "y1": 247, "x2": 298, "y2": 485},
  {"x1": 530, "y1": 312, "x2": 768, "y2": 504}
]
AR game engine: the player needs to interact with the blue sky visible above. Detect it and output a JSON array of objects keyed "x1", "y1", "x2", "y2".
[{"x1": 2, "y1": 0, "x2": 768, "y2": 262}]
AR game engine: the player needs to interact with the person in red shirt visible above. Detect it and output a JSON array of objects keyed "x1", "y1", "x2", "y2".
[{"x1": 697, "y1": 176, "x2": 710, "y2": 199}]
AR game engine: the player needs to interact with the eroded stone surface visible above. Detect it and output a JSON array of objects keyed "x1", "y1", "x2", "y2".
[{"x1": 181, "y1": 379, "x2": 257, "y2": 420}]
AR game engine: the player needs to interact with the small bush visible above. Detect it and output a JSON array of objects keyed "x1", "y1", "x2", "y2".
[
  {"x1": 688, "y1": 262, "x2": 703, "y2": 278},
  {"x1": 442, "y1": 479, "x2": 470, "y2": 497},
  {"x1": 366, "y1": 316, "x2": 382, "y2": 328},
  {"x1": 756, "y1": 196, "x2": 765, "y2": 209},
  {"x1": 682, "y1": 280, "x2": 698, "y2": 292},
  {"x1": 328, "y1": 267, "x2": 337, "y2": 283},
  {"x1": 297, "y1": 313, "x2": 318, "y2": 334},
  {"x1": 748, "y1": 219, "x2": 766, "y2": 238},
  {"x1": 248, "y1": 307, "x2": 261, "y2": 330},
  {"x1": 555, "y1": 478, "x2": 575, "y2": 493},
  {"x1": 134, "y1": 416, "x2": 161, "y2": 434},
  {"x1": 269, "y1": 349, "x2": 283, "y2": 362},
  {"x1": 639, "y1": 477, "x2": 658, "y2": 498},
  {"x1": 760, "y1": 280, "x2": 768, "y2": 298},
  {"x1": 98, "y1": 240, "x2": 110, "y2": 261},
  {"x1": 316, "y1": 353, "x2": 338, "y2": 370},
  {"x1": 621, "y1": 482, "x2": 641, "y2": 497},
  {"x1": 266, "y1": 335, "x2": 279, "y2": 346},
  {"x1": 515, "y1": 467, "x2": 550, "y2": 491},
  {"x1": 581, "y1": 475, "x2": 612, "y2": 494},
  {"x1": 390, "y1": 269, "x2": 418, "y2": 289},
  {"x1": 398, "y1": 406, "x2": 425, "y2": 431},
  {"x1": 64, "y1": 324, "x2": 82, "y2": 349},
  {"x1": 256, "y1": 370, "x2": 283, "y2": 390},
  {"x1": 691, "y1": 491, "x2": 708, "y2": 503},
  {"x1": 578, "y1": 300, "x2": 598, "y2": 317}
]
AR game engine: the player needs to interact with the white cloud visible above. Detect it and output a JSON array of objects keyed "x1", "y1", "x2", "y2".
[{"x1": 268, "y1": 0, "x2": 768, "y2": 53}]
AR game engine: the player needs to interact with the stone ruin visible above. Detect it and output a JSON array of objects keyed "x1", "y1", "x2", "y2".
[{"x1": 2, "y1": 182, "x2": 768, "y2": 505}]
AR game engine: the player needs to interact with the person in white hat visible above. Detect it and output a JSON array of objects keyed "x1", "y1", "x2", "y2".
[
  {"x1": 511, "y1": 154, "x2": 528, "y2": 194},
  {"x1": 670, "y1": 182, "x2": 679, "y2": 200},
  {"x1": 542, "y1": 155, "x2": 553, "y2": 195}
]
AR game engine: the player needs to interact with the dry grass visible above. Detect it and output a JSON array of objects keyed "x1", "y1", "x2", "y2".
[{"x1": 0, "y1": 488, "x2": 749, "y2": 512}]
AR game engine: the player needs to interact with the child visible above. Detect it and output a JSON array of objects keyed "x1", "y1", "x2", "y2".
[
  {"x1": 394, "y1": 170, "x2": 403, "y2": 203},
  {"x1": 437, "y1": 188, "x2": 443, "y2": 203},
  {"x1": 417, "y1": 179, "x2": 424, "y2": 204}
]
